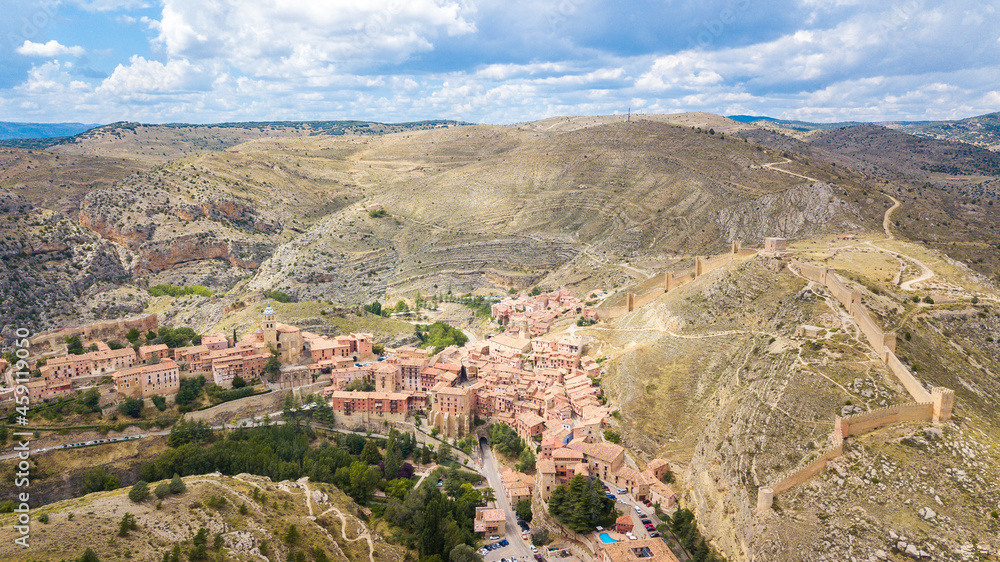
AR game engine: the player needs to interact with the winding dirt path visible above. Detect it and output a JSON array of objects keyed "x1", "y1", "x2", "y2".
[
  {"x1": 759, "y1": 158, "x2": 819, "y2": 182},
  {"x1": 316, "y1": 503, "x2": 376, "y2": 562},
  {"x1": 865, "y1": 241, "x2": 934, "y2": 290},
  {"x1": 883, "y1": 195, "x2": 901, "y2": 239},
  {"x1": 298, "y1": 477, "x2": 377, "y2": 562}
]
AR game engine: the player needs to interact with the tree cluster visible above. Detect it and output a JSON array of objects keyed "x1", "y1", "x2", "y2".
[
  {"x1": 157, "y1": 326, "x2": 201, "y2": 348},
  {"x1": 668, "y1": 508, "x2": 726, "y2": 562},
  {"x1": 415, "y1": 321, "x2": 468, "y2": 354},
  {"x1": 383, "y1": 473, "x2": 488, "y2": 560},
  {"x1": 80, "y1": 466, "x2": 120, "y2": 495},
  {"x1": 167, "y1": 419, "x2": 216, "y2": 447},
  {"x1": 489, "y1": 422, "x2": 525, "y2": 458},
  {"x1": 175, "y1": 376, "x2": 207, "y2": 412},
  {"x1": 547, "y1": 474, "x2": 616, "y2": 533}
]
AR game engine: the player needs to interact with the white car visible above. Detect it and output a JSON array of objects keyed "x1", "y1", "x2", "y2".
[
  {"x1": 490, "y1": 535, "x2": 500, "y2": 541},
  {"x1": 530, "y1": 546, "x2": 538, "y2": 553}
]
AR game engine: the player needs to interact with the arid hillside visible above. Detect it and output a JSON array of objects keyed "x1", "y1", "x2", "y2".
[
  {"x1": 581, "y1": 240, "x2": 1000, "y2": 561},
  {"x1": 50, "y1": 120, "x2": 466, "y2": 163},
  {"x1": 736, "y1": 124, "x2": 1000, "y2": 281},
  {"x1": 75, "y1": 119, "x2": 887, "y2": 315},
  {"x1": 0, "y1": 472, "x2": 405, "y2": 562},
  {"x1": 7, "y1": 112, "x2": 997, "y2": 337}
]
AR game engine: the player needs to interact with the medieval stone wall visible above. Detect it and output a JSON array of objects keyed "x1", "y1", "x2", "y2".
[{"x1": 28, "y1": 314, "x2": 159, "y2": 354}]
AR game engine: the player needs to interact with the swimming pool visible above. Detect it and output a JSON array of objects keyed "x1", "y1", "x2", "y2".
[{"x1": 599, "y1": 532, "x2": 618, "y2": 544}]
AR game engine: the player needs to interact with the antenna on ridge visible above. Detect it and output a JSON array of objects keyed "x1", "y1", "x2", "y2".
[{"x1": 627, "y1": 107, "x2": 631, "y2": 123}]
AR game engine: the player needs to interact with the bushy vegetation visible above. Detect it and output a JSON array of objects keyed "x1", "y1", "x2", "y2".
[
  {"x1": 489, "y1": 422, "x2": 535, "y2": 471},
  {"x1": 345, "y1": 378, "x2": 375, "y2": 392},
  {"x1": 117, "y1": 397, "x2": 143, "y2": 418},
  {"x1": 489, "y1": 422, "x2": 525, "y2": 457},
  {"x1": 175, "y1": 376, "x2": 207, "y2": 412},
  {"x1": 383, "y1": 470, "x2": 491, "y2": 560},
  {"x1": 667, "y1": 508, "x2": 727, "y2": 562},
  {"x1": 149, "y1": 284, "x2": 214, "y2": 298},
  {"x1": 547, "y1": 474, "x2": 616, "y2": 533},
  {"x1": 263, "y1": 289, "x2": 292, "y2": 303},
  {"x1": 363, "y1": 301, "x2": 384, "y2": 316},
  {"x1": 167, "y1": 418, "x2": 216, "y2": 447},
  {"x1": 65, "y1": 335, "x2": 85, "y2": 355},
  {"x1": 140, "y1": 424, "x2": 412, "y2": 507},
  {"x1": 415, "y1": 321, "x2": 468, "y2": 354},
  {"x1": 157, "y1": 326, "x2": 201, "y2": 348},
  {"x1": 516, "y1": 498, "x2": 533, "y2": 521},
  {"x1": 128, "y1": 480, "x2": 149, "y2": 503},
  {"x1": 80, "y1": 466, "x2": 120, "y2": 495},
  {"x1": 205, "y1": 383, "x2": 258, "y2": 405}
]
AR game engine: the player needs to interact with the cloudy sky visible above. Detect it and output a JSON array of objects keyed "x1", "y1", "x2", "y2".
[{"x1": 0, "y1": 0, "x2": 998, "y2": 125}]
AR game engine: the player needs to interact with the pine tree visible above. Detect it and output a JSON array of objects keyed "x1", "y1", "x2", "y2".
[
  {"x1": 360, "y1": 439, "x2": 382, "y2": 465},
  {"x1": 169, "y1": 473, "x2": 186, "y2": 494}
]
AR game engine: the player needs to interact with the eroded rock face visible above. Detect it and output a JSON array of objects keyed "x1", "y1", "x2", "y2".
[
  {"x1": 0, "y1": 189, "x2": 136, "y2": 335},
  {"x1": 79, "y1": 177, "x2": 281, "y2": 274}
]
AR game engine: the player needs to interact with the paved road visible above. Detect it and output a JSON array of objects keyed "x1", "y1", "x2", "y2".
[{"x1": 480, "y1": 440, "x2": 535, "y2": 562}]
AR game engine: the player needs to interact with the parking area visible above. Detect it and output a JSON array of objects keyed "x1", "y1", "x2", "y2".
[{"x1": 601, "y1": 483, "x2": 666, "y2": 540}]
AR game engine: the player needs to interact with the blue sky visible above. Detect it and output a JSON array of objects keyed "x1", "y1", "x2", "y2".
[{"x1": 0, "y1": 0, "x2": 998, "y2": 124}]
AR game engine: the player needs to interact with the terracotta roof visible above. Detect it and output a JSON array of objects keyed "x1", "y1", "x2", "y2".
[
  {"x1": 481, "y1": 508, "x2": 505, "y2": 522},
  {"x1": 568, "y1": 441, "x2": 625, "y2": 464},
  {"x1": 552, "y1": 448, "x2": 584, "y2": 460},
  {"x1": 114, "y1": 359, "x2": 178, "y2": 378},
  {"x1": 600, "y1": 538, "x2": 678, "y2": 562},
  {"x1": 537, "y1": 459, "x2": 556, "y2": 474}
]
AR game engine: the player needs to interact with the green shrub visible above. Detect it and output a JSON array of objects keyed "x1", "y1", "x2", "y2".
[
  {"x1": 128, "y1": 481, "x2": 149, "y2": 503},
  {"x1": 154, "y1": 482, "x2": 171, "y2": 499}
]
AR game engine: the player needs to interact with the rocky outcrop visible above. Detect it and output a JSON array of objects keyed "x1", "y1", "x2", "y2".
[
  {"x1": 0, "y1": 189, "x2": 137, "y2": 336},
  {"x1": 716, "y1": 182, "x2": 867, "y2": 242}
]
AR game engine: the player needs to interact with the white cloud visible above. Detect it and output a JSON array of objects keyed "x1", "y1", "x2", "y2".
[
  {"x1": 66, "y1": 0, "x2": 151, "y2": 11},
  {"x1": 16, "y1": 40, "x2": 85, "y2": 58},
  {"x1": 151, "y1": 0, "x2": 477, "y2": 79},
  {"x1": 96, "y1": 56, "x2": 214, "y2": 98}
]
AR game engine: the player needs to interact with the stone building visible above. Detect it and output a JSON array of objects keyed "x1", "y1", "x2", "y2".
[
  {"x1": 260, "y1": 304, "x2": 302, "y2": 363},
  {"x1": 113, "y1": 359, "x2": 180, "y2": 399}
]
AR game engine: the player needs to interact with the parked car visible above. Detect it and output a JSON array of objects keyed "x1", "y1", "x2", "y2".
[
  {"x1": 500, "y1": 539, "x2": 509, "y2": 546},
  {"x1": 644, "y1": 500, "x2": 652, "y2": 507},
  {"x1": 530, "y1": 545, "x2": 538, "y2": 553},
  {"x1": 641, "y1": 519, "x2": 651, "y2": 525},
  {"x1": 490, "y1": 535, "x2": 500, "y2": 541},
  {"x1": 644, "y1": 524, "x2": 655, "y2": 531},
  {"x1": 617, "y1": 488, "x2": 628, "y2": 494},
  {"x1": 648, "y1": 532, "x2": 661, "y2": 538},
  {"x1": 605, "y1": 493, "x2": 616, "y2": 500}
]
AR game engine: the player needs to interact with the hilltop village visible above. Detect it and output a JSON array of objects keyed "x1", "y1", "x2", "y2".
[
  {"x1": 12, "y1": 278, "x2": 685, "y2": 561},
  {"x1": 6, "y1": 235, "x2": 971, "y2": 562}
]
